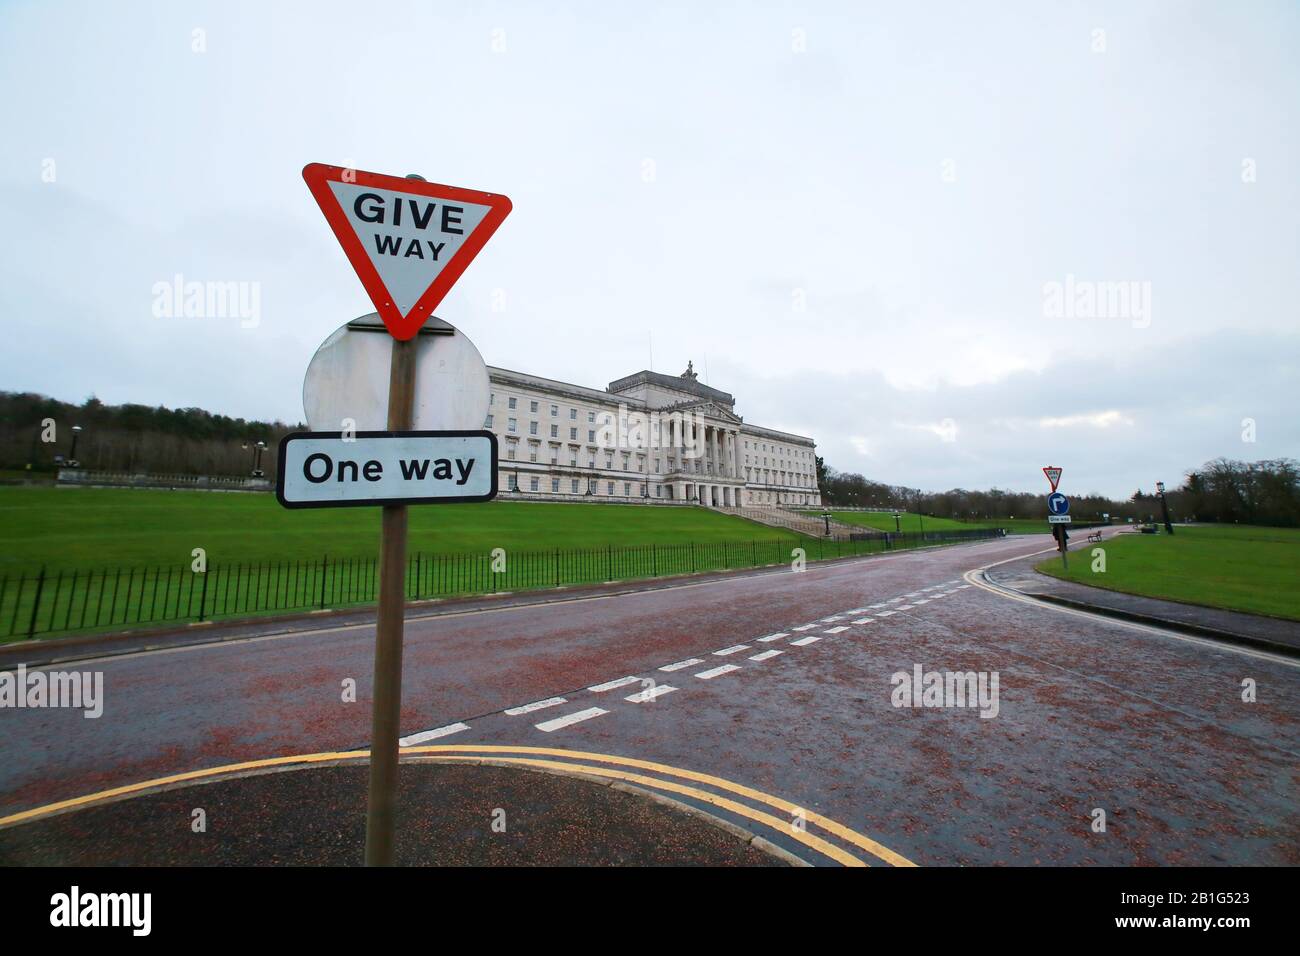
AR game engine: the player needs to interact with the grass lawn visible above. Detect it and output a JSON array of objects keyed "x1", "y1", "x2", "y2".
[
  {"x1": 1036, "y1": 524, "x2": 1300, "y2": 621},
  {"x1": 2, "y1": 487, "x2": 999, "y2": 642},
  {"x1": 0, "y1": 486, "x2": 804, "y2": 573},
  {"x1": 810, "y1": 510, "x2": 1047, "y2": 534}
]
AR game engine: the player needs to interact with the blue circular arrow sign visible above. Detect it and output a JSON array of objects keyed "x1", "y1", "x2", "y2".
[{"x1": 1047, "y1": 492, "x2": 1070, "y2": 515}]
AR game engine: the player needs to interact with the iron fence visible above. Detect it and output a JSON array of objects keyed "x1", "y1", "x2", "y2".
[{"x1": 0, "y1": 528, "x2": 1002, "y2": 642}]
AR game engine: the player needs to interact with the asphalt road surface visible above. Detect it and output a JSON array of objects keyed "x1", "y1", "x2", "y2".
[{"x1": 2, "y1": 532, "x2": 1297, "y2": 865}]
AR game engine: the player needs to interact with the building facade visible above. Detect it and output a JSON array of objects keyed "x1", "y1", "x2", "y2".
[{"x1": 486, "y1": 362, "x2": 822, "y2": 508}]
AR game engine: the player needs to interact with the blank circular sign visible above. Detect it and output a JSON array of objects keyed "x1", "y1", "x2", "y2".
[{"x1": 303, "y1": 315, "x2": 490, "y2": 432}]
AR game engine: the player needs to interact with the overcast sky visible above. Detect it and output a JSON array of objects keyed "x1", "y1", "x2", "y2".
[{"x1": 1, "y1": 0, "x2": 1296, "y2": 497}]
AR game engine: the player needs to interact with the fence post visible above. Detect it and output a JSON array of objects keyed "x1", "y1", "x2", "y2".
[
  {"x1": 606, "y1": 544, "x2": 612, "y2": 580},
  {"x1": 26, "y1": 566, "x2": 46, "y2": 640},
  {"x1": 198, "y1": 565, "x2": 211, "y2": 622},
  {"x1": 555, "y1": 549, "x2": 560, "y2": 588},
  {"x1": 652, "y1": 543, "x2": 657, "y2": 576},
  {"x1": 690, "y1": 541, "x2": 696, "y2": 573},
  {"x1": 319, "y1": 554, "x2": 329, "y2": 609}
]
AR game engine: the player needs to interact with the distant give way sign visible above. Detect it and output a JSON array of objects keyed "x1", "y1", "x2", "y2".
[
  {"x1": 303, "y1": 163, "x2": 512, "y2": 340},
  {"x1": 277, "y1": 431, "x2": 498, "y2": 508}
]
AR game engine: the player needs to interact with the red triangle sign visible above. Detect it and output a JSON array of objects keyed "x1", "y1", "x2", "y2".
[
  {"x1": 303, "y1": 163, "x2": 512, "y2": 340},
  {"x1": 1042, "y1": 466, "x2": 1062, "y2": 492}
]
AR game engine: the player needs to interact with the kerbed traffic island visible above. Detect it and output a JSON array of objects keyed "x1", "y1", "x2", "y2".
[{"x1": 0, "y1": 761, "x2": 790, "y2": 867}]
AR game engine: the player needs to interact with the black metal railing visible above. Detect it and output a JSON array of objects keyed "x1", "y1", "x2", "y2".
[{"x1": 0, "y1": 528, "x2": 1003, "y2": 642}]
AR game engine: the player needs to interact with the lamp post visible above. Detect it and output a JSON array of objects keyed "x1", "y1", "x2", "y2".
[
  {"x1": 68, "y1": 425, "x2": 83, "y2": 468},
  {"x1": 915, "y1": 490, "x2": 925, "y2": 538},
  {"x1": 892, "y1": 511, "x2": 901, "y2": 534},
  {"x1": 1156, "y1": 481, "x2": 1174, "y2": 535},
  {"x1": 243, "y1": 440, "x2": 267, "y2": 478}
]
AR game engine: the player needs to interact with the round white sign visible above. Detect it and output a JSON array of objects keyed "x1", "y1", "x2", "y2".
[{"x1": 302, "y1": 315, "x2": 490, "y2": 432}]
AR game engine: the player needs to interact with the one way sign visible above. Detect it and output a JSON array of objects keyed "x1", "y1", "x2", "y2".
[
  {"x1": 276, "y1": 431, "x2": 498, "y2": 508},
  {"x1": 303, "y1": 164, "x2": 512, "y2": 340}
]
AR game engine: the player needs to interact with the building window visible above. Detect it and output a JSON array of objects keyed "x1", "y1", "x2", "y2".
[
  {"x1": 530, "y1": 400, "x2": 538, "y2": 413},
  {"x1": 507, "y1": 448, "x2": 516, "y2": 460},
  {"x1": 508, "y1": 418, "x2": 517, "y2": 432},
  {"x1": 569, "y1": 457, "x2": 577, "y2": 467},
  {"x1": 485, "y1": 414, "x2": 494, "y2": 427},
  {"x1": 508, "y1": 474, "x2": 518, "y2": 490},
  {"x1": 588, "y1": 411, "x2": 596, "y2": 423},
  {"x1": 551, "y1": 478, "x2": 560, "y2": 492},
  {"x1": 588, "y1": 429, "x2": 596, "y2": 442},
  {"x1": 529, "y1": 477, "x2": 539, "y2": 491},
  {"x1": 607, "y1": 482, "x2": 614, "y2": 495},
  {"x1": 529, "y1": 452, "x2": 538, "y2": 463},
  {"x1": 570, "y1": 408, "x2": 577, "y2": 420},
  {"x1": 508, "y1": 397, "x2": 517, "y2": 409},
  {"x1": 529, "y1": 421, "x2": 538, "y2": 435},
  {"x1": 550, "y1": 424, "x2": 558, "y2": 438},
  {"x1": 550, "y1": 404, "x2": 558, "y2": 416},
  {"x1": 571, "y1": 478, "x2": 580, "y2": 493},
  {"x1": 570, "y1": 427, "x2": 578, "y2": 440},
  {"x1": 623, "y1": 482, "x2": 631, "y2": 496}
]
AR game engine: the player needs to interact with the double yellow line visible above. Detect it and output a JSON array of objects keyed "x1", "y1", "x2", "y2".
[{"x1": 0, "y1": 744, "x2": 914, "y2": 867}]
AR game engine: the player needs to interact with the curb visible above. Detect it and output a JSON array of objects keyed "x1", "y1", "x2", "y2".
[{"x1": 1022, "y1": 590, "x2": 1300, "y2": 659}]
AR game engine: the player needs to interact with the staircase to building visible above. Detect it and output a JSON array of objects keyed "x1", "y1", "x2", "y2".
[{"x1": 717, "y1": 505, "x2": 869, "y2": 539}]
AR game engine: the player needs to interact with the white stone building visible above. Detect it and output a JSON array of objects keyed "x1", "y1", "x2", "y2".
[{"x1": 486, "y1": 362, "x2": 822, "y2": 508}]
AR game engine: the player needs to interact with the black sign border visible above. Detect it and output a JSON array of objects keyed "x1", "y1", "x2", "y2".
[{"x1": 275, "y1": 430, "x2": 498, "y2": 509}]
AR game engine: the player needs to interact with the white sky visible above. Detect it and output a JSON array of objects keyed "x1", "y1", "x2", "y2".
[{"x1": 1, "y1": 0, "x2": 1296, "y2": 497}]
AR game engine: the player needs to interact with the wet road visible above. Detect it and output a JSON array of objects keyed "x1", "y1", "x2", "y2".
[{"x1": 2, "y1": 532, "x2": 1297, "y2": 865}]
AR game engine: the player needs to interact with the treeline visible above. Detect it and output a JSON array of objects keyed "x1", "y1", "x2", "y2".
[
  {"x1": 820, "y1": 457, "x2": 1300, "y2": 527},
  {"x1": 0, "y1": 391, "x2": 301, "y2": 479}
]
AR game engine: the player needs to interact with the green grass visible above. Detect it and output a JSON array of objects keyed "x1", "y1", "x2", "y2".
[
  {"x1": 1035, "y1": 524, "x2": 1300, "y2": 621},
  {"x1": 0, "y1": 486, "x2": 1004, "y2": 642},
  {"x1": 809, "y1": 510, "x2": 1047, "y2": 534},
  {"x1": 0, "y1": 486, "x2": 804, "y2": 573}
]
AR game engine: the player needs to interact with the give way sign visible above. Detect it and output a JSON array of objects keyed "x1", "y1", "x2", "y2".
[{"x1": 303, "y1": 163, "x2": 512, "y2": 340}]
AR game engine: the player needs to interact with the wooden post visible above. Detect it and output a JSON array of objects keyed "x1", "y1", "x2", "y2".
[{"x1": 365, "y1": 333, "x2": 417, "y2": 866}]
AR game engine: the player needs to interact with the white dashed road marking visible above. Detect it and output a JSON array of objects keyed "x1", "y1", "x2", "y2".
[
  {"x1": 695, "y1": 664, "x2": 741, "y2": 680},
  {"x1": 587, "y1": 676, "x2": 641, "y2": 693},
  {"x1": 877, "y1": 610, "x2": 896, "y2": 617},
  {"x1": 793, "y1": 624, "x2": 819, "y2": 632},
  {"x1": 757, "y1": 632, "x2": 789, "y2": 643},
  {"x1": 714, "y1": 644, "x2": 750, "y2": 656},
  {"x1": 749, "y1": 649, "x2": 784, "y2": 662},
  {"x1": 625, "y1": 684, "x2": 676, "y2": 703},
  {"x1": 659, "y1": 658, "x2": 704, "y2": 672},
  {"x1": 850, "y1": 618, "x2": 874, "y2": 625},
  {"x1": 536, "y1": 707, "x2": 608, "y2": 732},
  {"x1": 823, "y1": 626, "x2": 850, "y2": 634},
  {"x1": 790, "y1": 636, "x2": 821, "y2": 646},
  {"x1": 399, "y1": 722, "x2": 470, "y2": 746},
  {"x1": 504, "y1": 697, "x2": 567, "y2": 716}
]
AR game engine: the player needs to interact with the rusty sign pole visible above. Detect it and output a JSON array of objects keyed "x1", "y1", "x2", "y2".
[{"x1": 364, "y1": 331, "x2": 417, "y2": 866}]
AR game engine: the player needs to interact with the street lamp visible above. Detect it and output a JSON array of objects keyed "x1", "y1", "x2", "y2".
[
  {"x1": 821, "y1": 511, "x2": 832, "y2": 535},
  {"x1": 1155, "y1": 481, "x2": 1174, "y2": 535},
  {"x1": 243, "y1": 440, "x2": 268, "y2": 478},
  {"x1": 68, "y1": 425, "x2": 83, "y2": 468},
  {"x1": 892, "y1": 511, "x2": 902, "y2": 534}
]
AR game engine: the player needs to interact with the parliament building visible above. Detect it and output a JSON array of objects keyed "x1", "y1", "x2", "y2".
[{"x1": 486, "y1": 362, "x2": 822, "y2": 509}]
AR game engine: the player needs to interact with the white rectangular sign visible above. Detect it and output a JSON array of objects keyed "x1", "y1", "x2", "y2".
[
  {"x1": 276, "y1": 431, "x2": 497, "y2": 508},
  {"x1": 1047, "y1": 515, "x2": 1072, "y2": 524}
]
